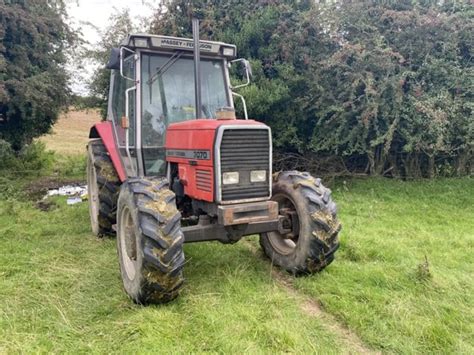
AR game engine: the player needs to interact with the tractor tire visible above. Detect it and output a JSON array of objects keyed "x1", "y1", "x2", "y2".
[
  {"x1": 259, "y1": 171, "x2": 341, "y2": 274},
  {"x1": 87, "y1": 139, "x2": 121, "y2": 236},
  {"x1": 116, "y1": 178, "x2": 185, "y2": 304}
]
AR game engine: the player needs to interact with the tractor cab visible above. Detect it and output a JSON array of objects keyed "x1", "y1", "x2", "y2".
[{"x1": 105, "y1": 33, "x2": 248, "y2": 178}]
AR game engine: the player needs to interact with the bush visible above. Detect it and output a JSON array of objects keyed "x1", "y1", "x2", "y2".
[
  {"x1": 0, "y1": 139, "x2": 15, "y2": 169},
  {"x1": 17, "y1": 142, "x2": 55, "y2": 175},
  {"x1": 146, "y1": 0, "x2": 473, "y2": 178},
  {"x1": 0, "y1": 141, "x2": 55, "y2": 177},
  {"x1": 54, "y1": 154, "x2": 87, "y2": 179}
]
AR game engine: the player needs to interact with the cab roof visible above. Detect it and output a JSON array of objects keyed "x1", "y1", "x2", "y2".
[{"x1": 122, "y1": 34, "x2": 237, "y2": 59}]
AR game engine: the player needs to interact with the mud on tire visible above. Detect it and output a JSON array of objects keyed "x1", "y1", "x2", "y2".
[
  {"x1": 117, "y1": 178, "x2": 185, "y2": 304},
  {"x1": 87, "y1": 139, "x2": 121, "y2": 236},
  {"x1": 259, "y1": 171, "x2": 341, "y2": 274}
]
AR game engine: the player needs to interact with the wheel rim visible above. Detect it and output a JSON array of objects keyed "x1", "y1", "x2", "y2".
[
  {"x1": 119, "y1": 205, "x2": 137, "y2": 280},
  {"x1": 267, "y1": 193, "x2": 300, "y2": 255},
  {"x1": 87, "y1": 154, "x2": 99, "y2": 232}
]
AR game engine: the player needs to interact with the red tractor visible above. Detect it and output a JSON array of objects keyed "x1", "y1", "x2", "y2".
[{"x1": 87, "y1": 20, "x2": 341, "y2": 304}]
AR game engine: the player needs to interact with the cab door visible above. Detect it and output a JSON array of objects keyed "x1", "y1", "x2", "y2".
[{"x1": 108, "y1": 51, "x2": 138, "y2": 177}]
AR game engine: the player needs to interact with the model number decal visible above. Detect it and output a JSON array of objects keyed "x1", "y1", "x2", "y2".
[
  {"x1": 166, "y1": 149, "x2": 210, "y2": 160},
  {"x1": 193, "y1": 151, "x2": 209, "y2": 160}
]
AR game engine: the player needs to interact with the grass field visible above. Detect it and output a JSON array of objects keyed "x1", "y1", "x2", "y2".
[
  {"x1": 1, "y1": 111, "x2": 473, "y2": 353},
  {"x1": 38, "y1": 109, "x2": 101, "y2": 156}
]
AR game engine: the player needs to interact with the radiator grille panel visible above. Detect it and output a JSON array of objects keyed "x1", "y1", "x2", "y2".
[
  {"x1": 196, "y1": 169, "x2": 212, "y2": 192},
  {"x1": 219, "y1": 128, "x2": 270, "y2": 202}
]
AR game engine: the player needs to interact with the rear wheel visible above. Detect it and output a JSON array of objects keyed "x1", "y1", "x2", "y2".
[
  {"x1": 87, "y1": 139, "x2": 120, "y2": 236},
  {"x1": 117, "y1": 178, "x2": 185, "y2": 304},
  {"x1": 259, "y1": 171, "x2": 341, "y2": 274}
]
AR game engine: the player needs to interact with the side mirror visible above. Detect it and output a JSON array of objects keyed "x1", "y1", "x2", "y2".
[
  {"x1": 106, "y1": 48, "x2": 120, "y2": 70},
  {"x1": 229, "y1": 58, "x2": 252, "y2": 89}
]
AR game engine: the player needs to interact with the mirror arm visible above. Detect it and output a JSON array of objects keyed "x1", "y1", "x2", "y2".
[
  {"x1": 232, "y1": 91, "x2": 248, "y2": 120},
  {"x1": 120, "y1": 47, "x2": 137, "y2": 81}
]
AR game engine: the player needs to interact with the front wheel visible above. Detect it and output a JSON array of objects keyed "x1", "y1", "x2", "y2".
[
  {"x1": 116, "y1": 178, "x2": 185, "y2": 304},
  {"x1": 259, "y1": 171, "x2": 341, "y2": 274}
]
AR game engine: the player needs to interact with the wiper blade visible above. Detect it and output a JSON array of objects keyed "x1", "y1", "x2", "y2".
[{"x1": 147, "y1": 51, "x2": 184, "y2": 85}]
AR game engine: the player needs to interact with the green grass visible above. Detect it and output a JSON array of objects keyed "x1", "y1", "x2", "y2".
[
  {"x1": 0, "y1": 197, "x2": 348, "y2": 353},
  {"x1": 0, "y1": 177, "x2": 473, "y2": 353},
  {"x1": 294, "y1": 178, "x2": 474, "y2": 353}
]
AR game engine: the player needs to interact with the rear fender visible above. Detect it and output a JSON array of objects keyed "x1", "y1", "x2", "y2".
[{"x1": 89, "y1": 122, "x2": 127, "y2": 182}]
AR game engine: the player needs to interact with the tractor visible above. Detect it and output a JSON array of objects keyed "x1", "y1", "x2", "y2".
[{"x1": 87, "y1": 19, "x2": 341, "y2": 304}]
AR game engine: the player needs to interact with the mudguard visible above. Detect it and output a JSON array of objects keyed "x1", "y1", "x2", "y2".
[{"x1": 89, "y1": 122, "x2": 127, "y2": 182}]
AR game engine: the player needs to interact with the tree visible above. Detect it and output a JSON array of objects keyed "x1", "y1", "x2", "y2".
[
  {"x1": 0, "y1": 0, "x2": 75, "y2": 151},
  {"x1": 86, "y1": 0, "x2": 472, "y2": 177},
  {"x1": 307, "y1": 1, "x2": 473, "y2": 177}
]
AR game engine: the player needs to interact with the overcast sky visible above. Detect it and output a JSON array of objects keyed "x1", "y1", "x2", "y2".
[{"x1": 66, "y1": 0, "x2": 160, "y2": 94}]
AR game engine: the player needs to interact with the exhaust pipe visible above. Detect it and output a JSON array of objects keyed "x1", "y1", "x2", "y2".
[{"x1": 192, "y1": 18, "x2": 202, "y2": 119}]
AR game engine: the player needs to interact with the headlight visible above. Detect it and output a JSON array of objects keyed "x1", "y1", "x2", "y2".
[
  {"x1": 223, "y1": 172, "x2": 239, "y2": 185},
  {"x1": 250, "y1": 170, "x2": 266, "y2": 182}
]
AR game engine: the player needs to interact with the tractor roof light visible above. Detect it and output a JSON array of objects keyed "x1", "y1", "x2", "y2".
[
  {"x1": 133, "y1": 37, "x2": 149, "y2": 48},
  {"x1": 222, "y1": 47, "x2": 235, "y2": 57}
]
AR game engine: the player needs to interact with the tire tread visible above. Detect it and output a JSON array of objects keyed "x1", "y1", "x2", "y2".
[
  {"x1": 260, "y1": 170, "x2": 341, "y2": 274},
  {"x1": 127, "y1": 178, "x2": 185, "y2": 304},
  {"x1": 88, "y1": 139, "x2": 121, "y2": 236}
]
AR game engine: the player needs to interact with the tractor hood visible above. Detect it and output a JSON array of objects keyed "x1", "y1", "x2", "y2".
[
  {"x1": 165, "y1": 119, "x2": 268, "y2": 156},
  {"x1": 166, "y1": 119, "x2": 266, "y2": 131}
]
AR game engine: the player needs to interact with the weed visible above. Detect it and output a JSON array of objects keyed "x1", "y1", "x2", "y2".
[
  {"x1": 0, "y1": 177, "x2": 23, "y2": 200},
  {"x1": 414, "y1": 255, "x2": 432, "y2": 283},
  {"x1": 0, "y1": 141, "x2": 55, "y2": 177}
]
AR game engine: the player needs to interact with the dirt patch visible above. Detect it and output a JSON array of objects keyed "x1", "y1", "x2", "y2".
[
  {"x1": 36, "y1": 199, "x2": 58, "y2": 212},
  {"x1": 301, "y1": 299, "x2": 323, "y2": 317},
  {"x1": 244, "y1": 241, "x2": 378, "y2": 354},
  {"x1": 25, "y1": 177, "x2": 86, "y2": 201}
]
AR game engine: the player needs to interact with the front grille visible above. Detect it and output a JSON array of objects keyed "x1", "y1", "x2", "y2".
[
  {"x1": 196, "y1": 168, "x2": 212, "y2": 192},
  {"x1": 219, "y1": 128, "x2": 271, "y2": 202}
]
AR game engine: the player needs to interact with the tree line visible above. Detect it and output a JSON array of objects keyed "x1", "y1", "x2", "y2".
[
  {"x1": 1, "y1": 0, "x2": 472, "y2": 178},
  {"x1": 146, "y1": 0, "x2": 473, "y2": 178}
]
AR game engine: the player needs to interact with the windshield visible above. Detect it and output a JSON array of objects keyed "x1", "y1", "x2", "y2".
[{"x1": 140, "y1": 52, "x2": 230, "y2": 175}]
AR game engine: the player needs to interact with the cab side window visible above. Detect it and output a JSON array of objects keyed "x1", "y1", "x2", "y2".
[{"x1": 111, "y1": 56, "x2": 136, "y2": 147}]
